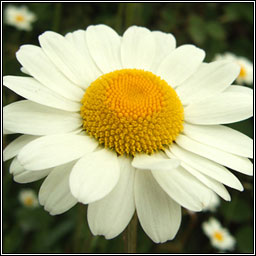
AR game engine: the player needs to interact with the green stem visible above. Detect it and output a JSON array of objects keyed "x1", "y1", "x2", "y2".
[
  {"x1": 73, "y1": 204, "x2": 93, "y2": 253},
  {"x1": 115, "y1": 3, "x2": 125, "y2": 33},
  {"x1": 73, "y1": 204, "x2": 86, "y2": 252},
  {"x1": 123, "y1": 213, "x2": 138, "y2": 253},
  {"x1": 124, "y1": 3, "x2": 135, "y2": 28},
  {"x1": 155, "y1": 210, "x2": 198, "y2": 253},
  {"x1": 52, "y1": 3, "x2": 62, "y2": 32}
]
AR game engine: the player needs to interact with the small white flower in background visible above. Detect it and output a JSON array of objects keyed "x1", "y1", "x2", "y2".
[
  {"x1": 214, "y1": 53, "x2": 253, "y2": 85},
  {"x1": 203, "y1": 192, "x2": 220, "y2": 212},
  {"x1": 202, "y1": 217, "x2": 235, "y2": 251},
  {"x1": 19, "y1": 189, "x2": 39, "y2": 208},
  {"x1": 4, "y1": 5, "x2": 36, "y2": 31}
]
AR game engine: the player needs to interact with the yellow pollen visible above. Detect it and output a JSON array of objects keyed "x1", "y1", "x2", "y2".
[
  {"x1": 15, "y1": 14, "x2": 25, "y2": 22},
  {"x1": 24, "y1": 197, "x2": 33, "y2": 206},
  {"x1": 81, "y1": 69, "x2": 184, "y2": 156},
  {"x1": 239, "y1": 65, "x2": 247, "y2": 78},
  {"x1": 213, "y1": 231, "x2": 224, "y2": 242}
]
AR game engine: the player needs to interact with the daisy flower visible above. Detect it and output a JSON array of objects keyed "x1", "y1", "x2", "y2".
[
  {"x1": 4, "y1": 5, "x2": 36, "y2": 31},
  {"x1": 3, "y1": 25, "x2": 253, "y2": 243},
  {"x1": 19, "y1": 189, "x2": 39, "y2": 208},
  {"x1": 203, "y1": 192, "x2": 220, "y2": 212},
  {"x1": 202, "y1": 218, "x2": 235, "y2": 251},
  {"x1": 214, "y1": 52, "x2": 253, "y2": 85}
]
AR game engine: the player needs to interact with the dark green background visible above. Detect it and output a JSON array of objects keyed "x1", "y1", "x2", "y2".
[{"x1": 2, "y1": 2, "x2": 254, "y2": 253}]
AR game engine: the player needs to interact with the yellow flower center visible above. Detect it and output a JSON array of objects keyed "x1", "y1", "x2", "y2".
[
  {"x1": 213, "y1": 231, "x2": 224, "y2": 242},
  {"x1": 81, "y1": 69, "x2": 184, "y2": 156},
  {"x1": 238, "y1": 64, "x2": 247, "y2": 78},
  {"x1": 24, "y1": 197, "x2": 34, "y2": 206},
  {"x1": 15, "y1": 14, "x2": 25, "y2": 23}
]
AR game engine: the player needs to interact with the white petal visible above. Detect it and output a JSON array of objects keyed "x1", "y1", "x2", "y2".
[
  {"x1": 224, "y1": 84, "x2": 253, "y2": 94},
  {"x1": 20, "y1": 67, "x2": 30, "y2": 75},
  {"x1": 202, "y1": 219, "x2": 220, "y2": 236},
  {"x1": 39, "y1": 161, "x2": 77, "y2": 215},
  {"x1": 156, "y1": 45, "x2": 205, "y2": 87},
  {"x1": 16, "y1": 45, "x2": 84, "y2": 102},
  {"x1": 134, "y1": 170, "x2": 181, "y2": 243},
  {"x1": 14, "y1": 170, "x2": 51, "y2": 183},
  {"x1": 176, "y1": 61, "x2": 240, "y2": 105},
  {"x1": 3, "y1": 134, "x2": 39, "y2": 161},
  {"x1": 88, "y1": 157, "x2": 135, "y2": 239},
  {"x1": 86, "y1": 25, "x2": 122, "y2": 73},
  {"x1": 180, "y1": 162, "x2": 231, "y2": 201},
  {"x1": 10, "y1": 157, "x2": 24, "y2": 175},
  {"x1": 69, "y1": 149, "x2": 120, "y2": 204},
  {"x1": 150, "y1": 31, "x2": 176, "y2": 71},
  {"x1": 169, "y1": 144, "x2": 243, "y2": 191},
  {"x1": 183, "y1": 123, "x2": 253, "y2": 158},
  {"x1": 132, "y1": 152, "x2": 180, "y2": 171},
  {"x1": 152, "y1": 165, "x2": 214, "y2": 211},
  {"x1": 10, "y1": 157, "x2": 51, "y2": 183},
  {"x1": 18, "y1": 134, "x2": 98, "y2": 170},
  {"x1": 39, "y1": 31, "x2": 93, "y2": 87},
  {"x1": 65, "y1": 30, "x2": 102, "y2": 88},
  {"x1": 176, "y1": 135, "x2": 253, "y2": 175},
  {"x1": 121, "y1": 26, "x2": 155, "y2": 70},
  {"x1": 3, "y1": 100, "x2": 82, "y2": 135},
  {"x1": 4, "y1": 76, "x2": 81, "y2": 112},
  {"x1": 3, "y1": 128, "x2": 13, "y2": 135},
  {"x1": 184, "y1": 89, "x2": 253, "y2": 124}
]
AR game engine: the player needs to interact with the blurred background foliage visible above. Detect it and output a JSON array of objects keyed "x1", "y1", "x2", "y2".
[{"x1": 2, "y1": 2, "x2": 254, "y2": 254}]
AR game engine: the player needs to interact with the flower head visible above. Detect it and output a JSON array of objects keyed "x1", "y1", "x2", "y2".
[
  {"x1": 4, "y1": 5, "x2": 36, "y2": 31},
  {"x1": 19, "y1": 189, "x2": 39, "y2": 208},
  {"x1": 214, "y1": 52, "x2": 253, "y2": 85},
  {"x1": 202, "y1": 218, "x2": 236, "y2": 251},
  {"x1": 3, "y1": 25, "x2": 253, "y2": 243}
]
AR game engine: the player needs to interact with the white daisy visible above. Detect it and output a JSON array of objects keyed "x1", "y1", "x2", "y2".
[
  {"x1": 3, "y1": 25, "x2": 253, "y2": 243},
  {"x1": 202, "y1": 218, "x2": 236, "y2": 251},
  {"x1": 203, "y1": 192, "x2": 220, "y2": 212},
  {"x1": 4, "y1": 5, "x2": 36, "y2": 31},
  {"x1": 214, "y1": 52, "x2": 253, "y2": 85},
  {"x1": 19, "y1": 189, "x2": 39, "y2": 208}
]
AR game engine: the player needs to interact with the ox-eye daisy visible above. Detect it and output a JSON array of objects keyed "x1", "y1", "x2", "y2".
[
  {"x1": 214, "y1": 52, "x2": 253, "y2": 85},
  {"x1": 202, "y1": 218, "x2": 236, "y2": 251},
  {"x1": 4, "y1": 5, "x2": 36, "y2": 31},
  {"x1": 3, "y1": 25, "x2": 253, "y2": 243},
  {"x1": 19, "y1": 189, "x2": 39, "y2": 208}
]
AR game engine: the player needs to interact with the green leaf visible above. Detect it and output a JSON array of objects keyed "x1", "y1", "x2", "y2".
[
  {"x1": 206, "y1": 21, "x2": 226, "y2": 40},
  {"x1": 44, "y1": 220, "x2": 75, "y2": 248},
  {"x1": 188, "y1": 15, "x2": 207, "y2": 45},
  {"x1": 223, "y1": 4, "x2": 240, "y2": 22},
  {"x1": 222, "y1": 4, "x2": 253, "y2": 24}
]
